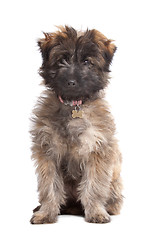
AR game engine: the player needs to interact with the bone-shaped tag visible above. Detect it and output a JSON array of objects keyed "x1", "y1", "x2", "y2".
[{"x1": 72, "y1": 110, "x2": 83, "y2": 118}]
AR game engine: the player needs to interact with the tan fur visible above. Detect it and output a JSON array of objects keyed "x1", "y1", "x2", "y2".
[
  {"x1": 93, "y1": 29, "x2": 116, "y2": 56},
  {"x1": 30, "y1": 90, "x2": 123, "y2": 224},
  {"x1": 30, "y1": 26, "x2": 123, "y2": 224}
]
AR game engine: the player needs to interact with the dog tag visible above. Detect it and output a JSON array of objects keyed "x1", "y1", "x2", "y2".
[{"x1": 72, "y1": 109, "x2": 83, "y2": 118}]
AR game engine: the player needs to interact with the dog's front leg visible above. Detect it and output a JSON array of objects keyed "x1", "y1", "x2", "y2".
[
  {"x1": 30, "y1": 152, "x2": 65, "y2": 224},
  {"x1": 78, "y1": 152, "x2": 112, "y2": 223}
]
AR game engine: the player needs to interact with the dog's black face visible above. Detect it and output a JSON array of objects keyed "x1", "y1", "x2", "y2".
[{"x1": 38, "y1": 26, "x2": 116, "y2": 101}]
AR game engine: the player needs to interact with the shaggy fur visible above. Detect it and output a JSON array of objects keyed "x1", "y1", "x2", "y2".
[{"x1": 30, "y1": 26, "x2": 123, "y2": 224}]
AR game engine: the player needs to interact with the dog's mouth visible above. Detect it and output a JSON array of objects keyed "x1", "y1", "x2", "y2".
[{"x1": 58, "y1": 96, "x2": 82, "y2": 106}]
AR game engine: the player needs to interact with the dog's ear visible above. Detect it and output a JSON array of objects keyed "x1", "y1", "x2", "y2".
[
  {"x1": 37, "y1": 32, "x2": 53, "y2": 63},
  {"x1": 93, "y1": 30, "x2": 116, "y2": 67},
  {"x1": 38, "y1": 32, "x2": 51, "y2": 48},
  {"x1": 103, "y1": 39, "x2": 117, "y2": 65}
]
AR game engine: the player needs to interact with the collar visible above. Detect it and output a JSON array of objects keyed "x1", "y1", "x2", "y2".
[{"x1": 58, "y1": 96, "x2": 82, "y2": 107}]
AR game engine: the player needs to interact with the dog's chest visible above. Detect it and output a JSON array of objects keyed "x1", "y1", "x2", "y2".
[
  {"x1": 66, "y1": 114, "x2": 107, "y2": 156},
  {"x1": 54, "y1": 106, "x2": 108, "y2": 179},
  {"x1": 66, "y1": 117, "x2": 89, "y2": 143}
]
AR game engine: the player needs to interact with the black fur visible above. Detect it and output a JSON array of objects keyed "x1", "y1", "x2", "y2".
[{"x1": 38, "y1": 27, "x2": 115, "y2": 102}]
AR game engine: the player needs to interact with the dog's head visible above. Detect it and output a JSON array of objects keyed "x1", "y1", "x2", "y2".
[{"x1": 38, "y1": 26, "x2": 116, "y2": 102}]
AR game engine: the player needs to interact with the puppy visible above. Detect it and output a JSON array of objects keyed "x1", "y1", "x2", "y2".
[{"x1": 30, "y1": 26, "x2": 123, "y2": 224}]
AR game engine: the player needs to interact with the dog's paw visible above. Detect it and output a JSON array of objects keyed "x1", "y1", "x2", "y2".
[
  {"x1": 30, "y1": 211, "x2": 57, "y2": 224},
  {"x1": 86, "y1": 213, "x2": 111, "y2": 223},
  {"x1": 85, "y1": 209, "x2": 111, "y2": 224}
]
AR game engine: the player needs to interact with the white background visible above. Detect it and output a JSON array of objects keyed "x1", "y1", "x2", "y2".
[{"x1": 0, "y1": 0, "x2": 160, "y2": 239}]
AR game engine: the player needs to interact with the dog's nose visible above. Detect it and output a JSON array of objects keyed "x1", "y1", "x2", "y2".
[{"x1": 67, "y1": 79, "x2": 76, "y2": 87}]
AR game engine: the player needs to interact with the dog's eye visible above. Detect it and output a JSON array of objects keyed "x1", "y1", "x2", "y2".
[
  {"x1": 59, "y1": 59, "x2": 65, "y2": 64},
  {"x1": 83, "y1": 59, "x2": 90, "y2": 65},
  {"x1": 58, "y1": 55, "x2": 70, "y2": 66},
  {"x1": 83, "y1": 59, "x2": 93, "y2": 67},
  {"x1": 58, "y1": 58, "x2": 68, "y2": 66}
]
